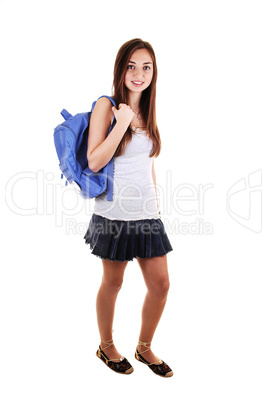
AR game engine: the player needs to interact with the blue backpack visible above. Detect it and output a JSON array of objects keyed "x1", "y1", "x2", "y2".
[{"x1": 53, "y1": 95, "x2": 117, "y2": 201}]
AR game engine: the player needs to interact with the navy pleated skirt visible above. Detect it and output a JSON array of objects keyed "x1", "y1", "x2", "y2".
[{"x1": 83, "y1": 213, "x2": 173, "y2": 262}]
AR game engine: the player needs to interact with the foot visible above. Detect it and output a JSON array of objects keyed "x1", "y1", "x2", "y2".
[
  {"x1": 136, "y1": 342, "x2": 162, "y2": 365},
  {"x1": 100, "y1": 342, "x2": 124, "y2": 362}
]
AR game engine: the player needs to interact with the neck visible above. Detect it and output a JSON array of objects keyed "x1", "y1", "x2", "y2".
[{"x1": 127, "y1": 91, "x2": 142, "y2": 113}]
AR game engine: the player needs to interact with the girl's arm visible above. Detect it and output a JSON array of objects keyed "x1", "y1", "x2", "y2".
[
  {"x1": 87, "y1": 98, "x2": 134, "y2": 172},
  {"x1": 152, "y1": 158, "x2": 160, "y2": 212}
]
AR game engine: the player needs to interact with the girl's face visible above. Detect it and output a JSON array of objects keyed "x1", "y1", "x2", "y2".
[{"x1": 124, "y1": 48, "x2": 153, "y2": 94}]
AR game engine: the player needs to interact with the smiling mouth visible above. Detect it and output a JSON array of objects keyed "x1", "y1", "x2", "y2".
[{"x1": 132, "y1": 81, "x2": 144, "y2": 86}]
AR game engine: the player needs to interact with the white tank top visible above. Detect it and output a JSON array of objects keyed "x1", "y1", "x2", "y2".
[{"x1": 93, "y1": 126, "x2": 160, "y2": 221}]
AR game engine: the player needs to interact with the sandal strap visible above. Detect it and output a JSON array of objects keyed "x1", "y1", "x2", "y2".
[
  {"x1": 137, "y1": 340, "x2": 162, "y2": 365},
  {"x1": 100, "y1": 338, "x2": 114, "y2": 351},
  {"x1": 138, "y1": 340, "x2": 151, "y2": 354},
  {"x1": 100, "y1": 331, "x2": 124, "y2": 362},
  {"x1": 99, "y1": 347, "x2": 124, "y2": 363}
]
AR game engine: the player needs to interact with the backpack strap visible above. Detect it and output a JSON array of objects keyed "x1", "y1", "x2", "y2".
[
  {"x1": 92, "y1": 95, "x2": 117, "y2": 202},
  {"x1": 60, "y1": 109, "x2": 73, "y2": 120}
]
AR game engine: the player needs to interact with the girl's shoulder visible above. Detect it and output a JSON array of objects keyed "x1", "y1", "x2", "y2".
[
  {"x1": 95, "y1": 95, "x2": 114, "y2": 107},
  {"x1": 93, "y1": 96, "x2": 114, "y2": 123}
]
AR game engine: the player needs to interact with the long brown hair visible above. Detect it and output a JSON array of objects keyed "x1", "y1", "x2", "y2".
[{"x1": 112, "y1": 38, "x2": 161, "y2": 158}]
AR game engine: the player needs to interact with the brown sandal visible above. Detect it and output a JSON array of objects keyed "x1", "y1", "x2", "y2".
[
  {"x1": 135, "y1": 340, "x2": 173, "y2": 377},
  {"x1": 96, "y1": 337, "x2": 134, "y2": 375}
]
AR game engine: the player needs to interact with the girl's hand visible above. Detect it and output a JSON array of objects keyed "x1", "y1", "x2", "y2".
[{"x1": 112, "y1": 103, "x2": 135, "y2": 129}]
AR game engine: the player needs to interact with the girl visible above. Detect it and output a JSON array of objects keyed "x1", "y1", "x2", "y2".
[{"x1": 84, "y1": 38, "x2": 174, "y2": 377}]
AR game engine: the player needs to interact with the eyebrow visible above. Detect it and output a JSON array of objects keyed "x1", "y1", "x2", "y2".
[{"x1": 128, "y1": 61, "x2": 153, "y2": 65}]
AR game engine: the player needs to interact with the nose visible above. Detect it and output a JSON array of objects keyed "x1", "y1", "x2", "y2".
[{"x1": 133, "y1": 67, "x2": 144, "y2": 78}]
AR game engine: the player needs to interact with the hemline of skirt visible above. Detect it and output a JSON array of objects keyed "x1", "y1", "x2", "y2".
[
  {"x1": 83, "y1": 213, "x2": 173, "y2": 262},
  {"x1": 86, "y1": 242, "x2": 173, "y2": 262}
]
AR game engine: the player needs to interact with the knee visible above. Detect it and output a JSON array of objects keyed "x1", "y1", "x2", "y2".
[
  {"x1": 102, "y1": 278, "x2": 123, "y2": 296},
  {"x1": 159, "y1": 279, "x2": 170, "y2": 297},
  {"x1": 148, "y1": 278, "x2": 170, "y2": 298}
]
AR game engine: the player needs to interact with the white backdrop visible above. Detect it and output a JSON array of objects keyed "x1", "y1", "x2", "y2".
[{"x1": 1, "y1": 0, "x2": 266, "y2": 400}]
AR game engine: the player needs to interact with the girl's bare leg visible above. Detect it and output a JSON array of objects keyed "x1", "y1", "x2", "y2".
[
  {"x1": 96, "y1": 259, "x2": 128, "y2": 360},
  {"x1": 136, "y1": 254, "x2": 170, "y2": 363}
]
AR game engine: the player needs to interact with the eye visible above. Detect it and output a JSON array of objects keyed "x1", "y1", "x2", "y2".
[
  {"x1": 127, "y1": 65, "x2": 134, "y2": 69},
  {"x1": 144, "y1": 66, "x2": 151, "y2": 70}
]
